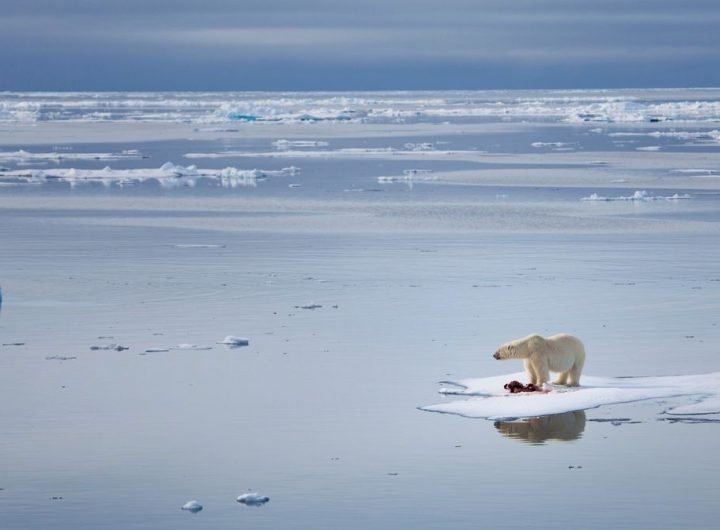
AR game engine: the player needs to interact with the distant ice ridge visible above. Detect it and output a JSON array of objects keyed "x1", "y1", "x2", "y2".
[
  {"x1": 0, "y1": 162, "x2": 299, "y2": 188},
  {"x1": 3, "y1": 90, "x2": 720, "y2": 124},
  {"x1": 581, "y1": 190, "x2": 693, "y2": 201},
  {"x1": 421, "y1": 371, "x2": 720, "y2": 420}
]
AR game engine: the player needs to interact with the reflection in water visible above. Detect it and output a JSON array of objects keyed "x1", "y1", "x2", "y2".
[{"x1": 494, "y1": 410, "x2": 586, "y2": 444}]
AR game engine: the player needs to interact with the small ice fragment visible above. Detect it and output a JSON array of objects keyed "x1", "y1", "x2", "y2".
[
  {"x1": 236, "y1": 493, "x2": 270, "y2": 506},
  {"x1": 45, "y1": 355, "x2": 77, "y2": 361},
  {"x1": 90, "y1": 344, "x2": 129, "y2": 351},
  {"x1": 217, "y1": 336, "x2": 250, "y2": 347},
  {"x1": 295, "y1": 304, "x2": 322, "y2": 310},
  {"x1": 181, "y1": 500, "x2": 203, "y2": 513},
  {"x1": 144, "y1": 348, "x2": 170, "y2": 353}
]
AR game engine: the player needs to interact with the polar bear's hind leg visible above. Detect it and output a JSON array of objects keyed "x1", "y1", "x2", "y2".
[
  {"x1": 553, "y1": 371, "x2": 569, "y2": 385},
  {"x1": 566, "y1": 356, "x2": 585, "y2": 386}
]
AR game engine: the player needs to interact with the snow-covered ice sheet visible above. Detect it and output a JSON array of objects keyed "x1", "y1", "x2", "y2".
[{"x1": 420, "y1": 371, "x2": 720, "y2": 420}]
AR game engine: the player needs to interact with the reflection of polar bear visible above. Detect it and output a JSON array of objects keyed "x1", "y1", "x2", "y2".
[
  {"x1": 494, "y1": 411, "x2": 586, "y2": 444},
  {"x1": 493, "y1": 334, "x2": 585, "y2": 386}
]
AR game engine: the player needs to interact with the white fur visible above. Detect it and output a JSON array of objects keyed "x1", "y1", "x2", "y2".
[{"x1": 493, "y1": 333, "x2": 586, "y2": 386}]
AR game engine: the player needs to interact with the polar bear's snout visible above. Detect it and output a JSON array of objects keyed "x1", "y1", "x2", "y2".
[{"x1": 493, "y1": 351, "x2": 500, "y2": 360}]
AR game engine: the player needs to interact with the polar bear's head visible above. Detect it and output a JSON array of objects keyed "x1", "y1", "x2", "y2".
[
  {"x1": 493, "y1": 341, "x2": 517, "y2": 360},
  {"x1": 493, "y1": 335, "x2": 540, "y2": 360}
]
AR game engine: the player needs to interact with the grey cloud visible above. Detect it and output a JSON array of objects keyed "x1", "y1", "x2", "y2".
[{"x1": 2, "y1": 0, "x2": 720, "y2": 90}]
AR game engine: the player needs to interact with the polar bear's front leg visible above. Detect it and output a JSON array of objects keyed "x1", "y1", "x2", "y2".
[
  {"x1": 529, "y1": 355, "x2": 549, "y2": 385},
  {"x1": 523, "y1": 359, "x2": 539, "y2": 385}
]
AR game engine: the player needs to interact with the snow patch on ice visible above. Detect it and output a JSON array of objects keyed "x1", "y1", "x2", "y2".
[{"x1": 422, "y1": 371, "x2": 720, "y2": 420}]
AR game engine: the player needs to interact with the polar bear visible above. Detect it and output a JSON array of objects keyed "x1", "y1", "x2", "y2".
[{"x1": 493, "y1": 334, "x2": 585, "y2": 386}]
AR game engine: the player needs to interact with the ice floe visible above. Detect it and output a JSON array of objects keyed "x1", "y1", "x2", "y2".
[
  {"x1": 236, "y1": 493, "x2": 270, "y2": 506},
  {"x1": 217, "y1": 336, "x2": 250, "y2": 347},
  {"x1": 581, "y1": 190, "x2": 693, "y2": 202},
  {"x1": 0, "y1": 163, "x2": 298, "y2": 188},
  {"x1": 181, "y1": 500, "x2": 203, "y2": 513},
  {"x1": 420, "y1": 371, "x2": 720, "y2": 420}
]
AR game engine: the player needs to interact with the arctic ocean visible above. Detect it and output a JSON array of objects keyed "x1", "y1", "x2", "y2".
[{"x1": 1, "y1": 89, "x2": 719, "y2": 530}]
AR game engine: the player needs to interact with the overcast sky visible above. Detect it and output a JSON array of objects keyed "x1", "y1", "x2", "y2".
[{"x1": 2, "y1": 0, "x2": 719, "y2": 91}]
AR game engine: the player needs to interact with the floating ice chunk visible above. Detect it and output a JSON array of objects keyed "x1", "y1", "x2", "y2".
[
  {"x1": 144, "y1": 348, "x2": 170, "y2": 353},
  {"x1": 636, "y1": 146, "x2": 662, "y2": 151},
  {"x1": 581, "y1": 190, "x2": 692, "y2": 202},
  {"x1": 295, "y1": 304, "x2": 322, "y2": 310},
  {"x1": 181, "y1": 500, "x2": 203, "y2": 513},
  {"x1": 174, "y1": 344, "x2": 213, "y2": 351},
  {"x1": 236, "y1": 493, "x2": 270, "y2": 506},
  {"x1": 45, "y1": 355, "x2": 77, "y2": 361},
  {"x1": 217, "y1": 336, "x2": 250, "y2": 347},
  {"x1": 422, "y1": 371, "x2": 720, "y2": 420}
]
